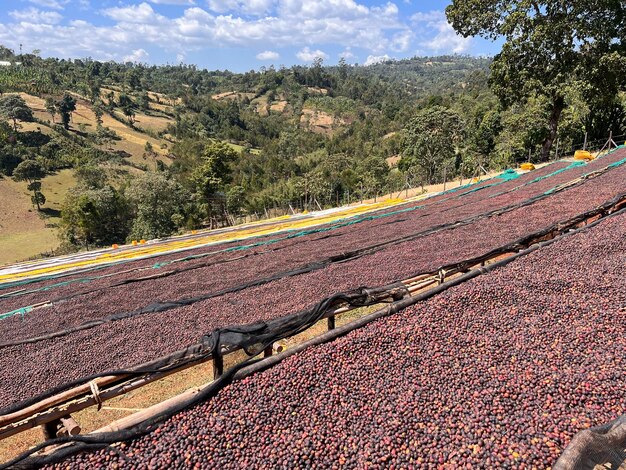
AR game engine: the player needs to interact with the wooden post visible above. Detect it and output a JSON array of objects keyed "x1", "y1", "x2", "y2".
[
  {"x1": 42, "y1": 421, "x2": 58, "y2": 440},
  {"x1": 583, "y1": 132, "x2": 588, "y2": 150},
  {"x1": 57, "y1": 416, "x2": 81, "y2": 437},
  {"x1": 327, "y1": 316, "x2": 336, "y2": 331},
  {"x1": 213, "y1": 354, "x2": 223, "y2": 380},
  {"x1": 608, "y1": 131, "x2": 613, "y2": 151},
  {"x1": 443, "y1": 165, "x2": 447, "y2": 191},
  {"x1": 263, "y1": 345, "x2": 273, "y2": 358},
  {"x1": 555, "y1": 139, "x2": 560, "y2": 160}
]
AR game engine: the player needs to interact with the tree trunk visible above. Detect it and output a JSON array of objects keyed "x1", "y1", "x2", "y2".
[{"x1": 541, "y1": 96, "x2": 565, "y2": 161}]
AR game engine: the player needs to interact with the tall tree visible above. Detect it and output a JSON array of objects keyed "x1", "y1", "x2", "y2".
[
  {"x1": 57, "y1": 94, "x2": 77, "y2": 129},
  {"x1": 126, "y1": 172, "x2": 189, "y2": 240},
  {"x1": 191, "y1": 141, "x2": 236, "y2": 222},
  {"x1": 44, "y1": 97, "x2": 57, "y2": 124},
  {"x1": 399, "y1": 106, "x2": 464, "y2": 184},
  {"x1": 118, "y1": 94, "x2": 136, "y2": 124},
  {"x1": 0, "y1": 95, "x2": 34, "y2": 131},
  {"x1": 447, "y1": 0, "x2": 626, "y2": 159},
  {"x1": 12, "y1": 159, "x2": 47, "y2": 210},
  {"x1": 60, "y1": 185, "x2": 130, "y2": 247}
]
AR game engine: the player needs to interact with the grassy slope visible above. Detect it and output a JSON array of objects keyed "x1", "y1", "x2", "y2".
[
  {"x1": 0, "y1": 169, "x2": 75, "y2": 265},
  {"x1": 0, "y1": 92, "x2": 178, "y2": 266},
  {"x1": 0, "y1": 90, "x2": 263, "y2": 266},
  {"x1": 20, "y1": 93, "x2": 174, "y2": 169}
]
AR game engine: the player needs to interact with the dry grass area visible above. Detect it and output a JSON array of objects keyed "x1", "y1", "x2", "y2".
[
  {"x1": 307, "y1": 87, "x2": 328, "y2": 95},
  {"x1": 269, "y1": 100, "x2": 288, "y2": 114},
  {"x1": 132, "y1": 113, "x2": 172, "y2": 134},
  {"x1": 0, "y1": 169, "x2": 75, "y2": 265},
  {"x1": 212, "y1": 91, "x2": 255, "y2": 101},
  {"x1": 386, "y1": 154, "x2": 401, "y2": 167},
  {"x1": 300, "y1": 107, "x2": 347, "y2": 135},
  {"x1": 19, "y1": 92, "x2": 173, "y2": 168}
]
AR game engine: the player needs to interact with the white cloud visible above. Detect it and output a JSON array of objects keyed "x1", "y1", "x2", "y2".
[
  {"x1": 9, "y1": 8, "x2": 63, "y2": 25},
  {"x1": 28, "y1": 0, "x2": 68, "y2": 9},
  {"x1": 0, "y1": 1, "x2": 446, "y2": 65},
  {"x1": 422, "y1": 22, "x2": 471, "y2": 54},
  {"x1": 103, "y1": 3, "x2": 165, "y2": 24},
  {"x1": 390, "y1": 30, "x2": 412, "y2": 52},
  {"x1": 364, "y1": 54, "x2": 391, "y2": 66},
  {"x1": 339, "y1": 47, "x2": 355, "y2": 60},
  {"x1": 176, "y1": 52, "x2": 185, "y2": 63},
  {"x1": 411, "y1": 10, "x2": 471, "y2": 54},
  {"x1": 256, "y1": 50, "x2": 279, "y2": 61},
  {"x1": 296, "y1": 47, "x2": 328, "y2": 62},
  {"x1": 410, "y1": 11, "x2": 443, "y2": 23},
  {"x1": 123, "y1": 48, "x2": 149, "y2": 63}
]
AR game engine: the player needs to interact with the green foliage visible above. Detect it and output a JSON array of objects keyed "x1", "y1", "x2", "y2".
[
  {"x1": 304, "y1": 96, "x2": 358, "y2": 115},
  {"x1": 30, "y1": 185, "x2": 46, "y2": 208},
  {"x1": 74, "y1": 164, "x2": 106, "y2": 189},
  {"x1": 13, "y1": 159, "x2": 47, "y2": 210},
  {"x1": 191, "y1": 141, "x2": 236, "y2": 200},
  {"x1": 400, "y1": 106, "x2": 465, "y2": 184},
  {"x1": 0, "y1": 146, "x2": 22, "y2": 176},
  {"x1": 0, "y1": 94, "x2": 34, "y2": 131},
  {"x1": 118, "y1": 94, "x2": 136, "y2": 123},
  {"x1": 17, "y1": 131, "x2": 50, "y2": 148},
  {"x1": 60, "y1": 185, "x2": 130, "y2": 247},
  {"x1": 57, "y1": 94, "x2": 76, "y2": 130},
  {"x1": 447, "y1": 0, "x2": 626, "y2": 158},
  {"x1": 125, "y1": 172, "x2": 189, "y2": 240},
  {"x1": 45, "y1": 97, "x2": 56, "y2": 123},
  {"x1": 13, "y1": 159, "x2": 46, "y2": 183}
]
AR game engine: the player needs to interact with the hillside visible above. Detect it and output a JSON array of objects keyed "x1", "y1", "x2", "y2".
[
  {"x1": 0, "y1": 89, "x2": 179, "y2": 262},
  {"x1": 0, "y1": 54, "x2": 498, "y2": 264},
  {"x1": 1, "y1": 50, "x2": 624, "y2": 264}
]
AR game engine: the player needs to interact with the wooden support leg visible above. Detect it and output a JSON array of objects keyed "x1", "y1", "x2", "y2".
[
  {"x1": 41, "y1": 415, "x2": 81, "y2": 439},
  {"x1": 263, "y1": 345, "x2": 273, "y2": 358},
  {"x1": 213, "y1": 354, "x2": 223, "y2": 380},
  {"x1": 327, "y1": 316, "x2": 336, "y2": 331},
  {"x1": 57, "y1": 415, "x2": 81, "y2": 437},
  {"x1": 42, "y1": 420, "x2": 58, "y2": 440}
]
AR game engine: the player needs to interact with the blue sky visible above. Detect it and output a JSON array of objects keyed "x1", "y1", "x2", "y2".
[{"x1": 0, "y1": 0, "x2": 502, "y2": 71}]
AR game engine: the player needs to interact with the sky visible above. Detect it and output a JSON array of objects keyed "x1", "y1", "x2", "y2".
[{"x1": 0, "y1": 0, "x2": 502, "y2": 72}]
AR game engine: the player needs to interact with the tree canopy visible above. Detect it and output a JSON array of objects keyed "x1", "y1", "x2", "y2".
[
  {"x1": 400, "y1": 106, "x2": 465, "y2": 184},
  {"x1": 447, "y1": 0, "x2": 626, "y2": 158},
  {"x1": 57, "y1": 94, "x2": 77, "y2": 129},
  {"x1": 12, "y1": 159, "x2": 47, "y2": 210},
  {"x1": 0, "y1": 95, "x2": 34, "y2": 131}
]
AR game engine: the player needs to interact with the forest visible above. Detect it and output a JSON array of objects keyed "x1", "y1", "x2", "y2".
[{"x1": 1, "y1": 40, "x2": 625, "y2": 252}]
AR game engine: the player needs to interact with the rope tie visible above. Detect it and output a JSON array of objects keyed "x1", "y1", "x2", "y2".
[{"x1": 89, "y1": 380, "x2": 103, "y2": 411}]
